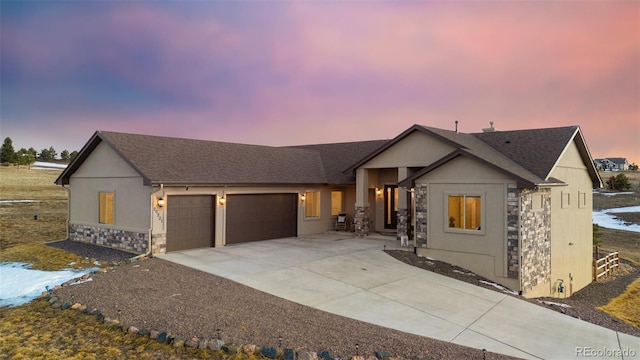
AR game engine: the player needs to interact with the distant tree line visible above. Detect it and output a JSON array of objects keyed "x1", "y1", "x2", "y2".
[{"x1": 0, "y1": 137, "x2": 78, "y2": 166}]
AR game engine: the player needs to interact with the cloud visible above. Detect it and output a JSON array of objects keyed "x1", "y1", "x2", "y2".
[{"x1": 1, "y1": 1, "x2": 638, "y2": 160}]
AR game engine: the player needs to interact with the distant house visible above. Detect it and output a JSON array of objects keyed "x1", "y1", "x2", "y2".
[
  {"x1": 594, "y1": 157, "x2": 629, "y2": 171},
  {"x1": 56, "y1": 124, "x2": 601, "y2": 298}
]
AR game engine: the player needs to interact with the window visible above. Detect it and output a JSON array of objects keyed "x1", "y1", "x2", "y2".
[
  {"x1": 331, "y1": 191, "x2": 343, "y2": 216},
  {"x1": 99, "y1": 192, "x2": 114, "y2": 224},
  {"x1": 447, "y1": 194, "x2": 482, "y2": 231},
  {"x1": 305, "y1": 190, "x2": 320, "y2": 218}
]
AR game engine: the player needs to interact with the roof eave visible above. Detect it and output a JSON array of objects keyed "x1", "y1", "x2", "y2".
[
  {"x1": 398, "y1": 149, "x2": 537, "y2": 189},
  {"x1": 544, "y1": 126, "x2": 603, "y2": 189}
]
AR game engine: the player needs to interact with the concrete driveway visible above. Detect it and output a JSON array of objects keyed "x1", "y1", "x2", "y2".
[{"x1": 158, "y1": 234, "x2": 639, "y2": 359}]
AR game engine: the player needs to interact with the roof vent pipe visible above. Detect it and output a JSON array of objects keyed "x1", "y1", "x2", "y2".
[
  {"x1": 455, "y1": 120, "x2": 459, "y2": 134},
  {"x1": 482, "y1": 121, "x2": 497, "y2": 133}
]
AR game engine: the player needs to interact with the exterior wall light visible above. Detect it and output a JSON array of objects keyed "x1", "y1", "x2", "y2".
[
  {"x1": 376, "y1": 188, "x2": 382, "y2": 196},
  {"x1": 219, "y1": 196, "x2": 226, "y2": 205},
  {"x1": 157, "y1": 197, "x2": 165, "y2": 208},
  {"x1": 300, "y1": 194, "x2": 306, "y2": 203}
]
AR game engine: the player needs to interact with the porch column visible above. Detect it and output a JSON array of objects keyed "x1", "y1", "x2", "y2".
[
  {"x1": 354, "y1": 168, "x2": 370, "y2": 237},
  {"x1": 397, "y1": 167, "x2": 409, "y2": 242}
]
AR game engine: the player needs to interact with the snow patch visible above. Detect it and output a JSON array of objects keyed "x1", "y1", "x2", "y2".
[
  {"x1": 0, "y1": 262, "x2": 97, "y2": 307},
  {"x1": 538, "y1": 300, "x2": 571, "y2": 308},
  {"x1": 596, "y1": 192, "x2": 635, "y2": 197},
  {"x1": 31, "y1": 161, "x2": 67, "y2": 170},
  {"x1": 593, "y1": 206, "x2": 640, "y2": 233},
  {"x1": 453, "y1": 269, "x2": 476, "y2": 276},
  {"x1": 479, "y1": 280, "x2": 518, "y2": 295}
]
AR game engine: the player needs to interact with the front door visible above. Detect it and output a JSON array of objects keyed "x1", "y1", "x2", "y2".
[{"x1": 384, "y1": 185, "x2": 398, "y2": 229}]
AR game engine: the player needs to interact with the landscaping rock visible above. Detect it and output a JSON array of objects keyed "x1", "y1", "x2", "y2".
[
  {"x1": 284, "y1": 348, "x2": 297, "y2": 360},
  {"x1": 149, "y1": 330, "x2": 159, "y2": 340},
  {"x1": 366, "y1": 357, "x2": 378, "y2": 360},
  {"x1": 375, "y1": 351, "x2": 391, "y2": 359},
  {"x1": 319, "y1": 350, "x2": 334, "y2": 360},
  {"x1": 242, "y1": 344, "x2": 257, "y2": 354},
  {"x1": 261, "y1": 346, "x2": 278, "y2": 358},
  {"x1": 71, "y1": 302, "x2": 83, "y2": 310},
  {"x1": 299, "y1": 351, "x2": 318, "y2": 360},
  {"x1": 185, "y1": 336, "x2": 200, "y2": 348},
  {"x1": 209, "y1": 339, "x2": 224, "y2": 351},
  {"x1": 138, "y1": 329, "x2": 150, "y2": 337},
  {"x1": 157, "y1": 332, "x2": 170, "y2": 344},
  {"x1": 352, "y1": 356, "x2": 365, "y2": 360},
  {"x1": 222, "y1": 344, "x2": 238, "y2": 354},
  {"x1": 61, "y1": 302, "x2": 72, "y2": 310},
  {"x1": 127, "y1": 326, "x2": 139, "y2": 335},
  {"x1": 172, "y1": 337, "x2": 185, "y2": 348},
  {"x1": 198, "y1": 339, "x2": 209, "y2": 350}
]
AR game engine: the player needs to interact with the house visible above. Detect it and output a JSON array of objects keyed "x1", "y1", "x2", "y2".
[
  {"x1": 594, "y1": 157, "x2": 629, "y2": 171},
  {"x1": 55, "y1": 131, "x2": 386, "y2": 253},
  {"x1": 56, "y1": 123, "x2": 602, "y2": 298}
]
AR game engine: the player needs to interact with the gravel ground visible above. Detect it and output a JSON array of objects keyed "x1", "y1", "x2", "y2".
[
  {"x1": 49, "y1": 240, "x2": 639, "y2": 359},
  {"x1": 49, "y1": 241, "x2": 516, "y2": 360},
  {"x1": 47, "y1": 239, "x2": 139, "y2": 264},
  {"x1": 386, "y1": 250, "x2": 640, "y2": 337}
]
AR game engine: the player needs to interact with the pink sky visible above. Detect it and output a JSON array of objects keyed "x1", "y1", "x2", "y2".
[{"x1": 1, "y1": 1, "x2": 638, "y2": 162}]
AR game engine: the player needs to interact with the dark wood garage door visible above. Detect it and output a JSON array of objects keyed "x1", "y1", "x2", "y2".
[
  {"x1": 226, "y1": 193, "x2": 297, "y2": 244},
  {"x1": 166, "y1": 195, "x2": 214, "y2": 252}
]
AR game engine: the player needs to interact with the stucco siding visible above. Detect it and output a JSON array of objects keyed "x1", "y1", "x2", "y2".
[
  {"x1": 362, "y1": 131, "x2": 455, "y2": 169},
  {"x1": 68, "y1": 142, "x2": 150, "y2": 232},
  {"x1": 547, "y1": 140, "x2": 594, "y2": 297},
  {"x1": 150, "y1": 185, "x2": 352, "y2": 252},
  {"x1": 415, "y1": 156, "x2": 516, "y2": 288}
]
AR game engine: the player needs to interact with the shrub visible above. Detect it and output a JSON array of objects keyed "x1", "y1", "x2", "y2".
[{"x1": 605, "y1": 173, "x2": 631, "y2": 191}]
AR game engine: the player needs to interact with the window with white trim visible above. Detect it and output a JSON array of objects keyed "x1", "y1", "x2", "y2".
[
  {"x1": 447, "y1": 194, "x2": 482, "y2": 231},
  {"x1": 305, "y1": 190, "x2": 321, "y2": 218}
]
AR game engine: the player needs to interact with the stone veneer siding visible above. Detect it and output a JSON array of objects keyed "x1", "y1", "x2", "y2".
[
  {"x1": 519, "y1": 188, "x2": 552, "y2": 294},
  {"x1": 69, "y1": 223, "x2": 148, "y2": 253},
  {"x1": 414, "y1": 184, "x2": 428, "y2": 248},
  {"x1": 354, "y1": 205, "x2": 369, "y2": 237},
  {"x1": 396, "y1": 208, "x2": 408, "y2": 241},
  {"x1": 506, "y1": 184, "x2": 519, "y2": 279},
  {"x1": 151, "y1": 233, "x2": 167, "y2": 254}
]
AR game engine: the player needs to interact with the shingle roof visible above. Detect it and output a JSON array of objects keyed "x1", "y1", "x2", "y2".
[
  {"x1": 290, "y1": 140, "x2": 388, "y2": 184},
  {"x1": 356, "y1": 124, "x2": 599, "y2": 189},
  {"x1": 606, "y1": 157, "x2": 628, "y2": 165},
  {"x1": 473, "y1": 126, "x2": 579, "y2": 180},
  {"x1": 56, "y1": 131, "x2": 387, "y2": 186}
]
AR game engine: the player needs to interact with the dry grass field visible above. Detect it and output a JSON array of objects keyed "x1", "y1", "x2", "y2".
[
  {"x1": 0, "y1": 167, "x2": 219, "y2": 359},
  {"x1": 1, "y1": 167, "x2": 638, "y2": 358},
  {"x1": 594, "y1": 170, "x2": 640, "y2": 265}
]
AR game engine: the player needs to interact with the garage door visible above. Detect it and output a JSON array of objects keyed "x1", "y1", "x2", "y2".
[
  {"x1": 226, "y1": 193, "x2": 297, "y2": 244},
  {"x1": 166, "y1": 195, "x2": 214, "y2": 252}
]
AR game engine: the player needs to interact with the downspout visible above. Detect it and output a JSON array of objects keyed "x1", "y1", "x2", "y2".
[
  {"x1": 132, "y1": 183, "x2": 163, "y2": 261},
  {"x1": 62, "y1": 184, "x2": 71, "y2": 240}
]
